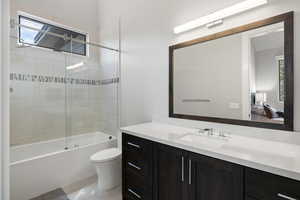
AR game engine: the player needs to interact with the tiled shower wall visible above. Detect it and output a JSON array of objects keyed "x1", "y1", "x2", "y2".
[{"x1": 9, "y1": 37, "x2": 119, "y2": 146}]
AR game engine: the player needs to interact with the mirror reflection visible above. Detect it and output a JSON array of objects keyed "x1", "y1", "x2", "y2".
[{"x1": 173, "y1": 22, "x2": 284, "y2": 124}]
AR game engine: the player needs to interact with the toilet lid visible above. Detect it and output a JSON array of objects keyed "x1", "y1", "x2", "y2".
[{"x1": 90, "y1": 148, "x2": 122, "y2": 163}]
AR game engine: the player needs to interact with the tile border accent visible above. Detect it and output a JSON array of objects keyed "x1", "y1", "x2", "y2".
[{"x1": 10, "y1": 73, "x2": 119, "y2": 86}]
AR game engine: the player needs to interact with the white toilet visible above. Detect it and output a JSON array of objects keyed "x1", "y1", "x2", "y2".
[{"x1": 90, "y1": 148, "x2": 122, "y2": 192}]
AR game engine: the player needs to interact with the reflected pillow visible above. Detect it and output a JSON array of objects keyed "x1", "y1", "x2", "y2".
[{"x1": 263, "y1": 104, "x2": 282, "y2": 119}]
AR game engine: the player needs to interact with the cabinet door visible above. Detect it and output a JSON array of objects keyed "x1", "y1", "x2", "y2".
[
  {"x1": 189, "y1": 153, "x2": 243, "y2": 200},
  {"x1": 154, "y1": 144, "x2": 188, "y2": 200}
]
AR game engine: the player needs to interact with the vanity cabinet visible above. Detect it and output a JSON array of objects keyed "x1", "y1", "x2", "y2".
[
  {"x1": 188, "y1": 152, "x2": 243, "y2": 200},
  {"x1": 122, "y1": 133, "x2": 300, "y2": 200},
  {"x1": 153, "y1": 143, "x2": 243, "y2": 200}
]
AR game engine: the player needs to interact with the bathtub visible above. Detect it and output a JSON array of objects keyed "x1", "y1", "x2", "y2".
[{"x1": 10, "y1": 132, "x2": 117, "y2": 200}]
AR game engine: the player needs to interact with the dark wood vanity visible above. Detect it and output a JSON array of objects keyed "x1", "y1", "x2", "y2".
[{"x1": 122, "y1": 133, "x2": 300, "y2": 200}]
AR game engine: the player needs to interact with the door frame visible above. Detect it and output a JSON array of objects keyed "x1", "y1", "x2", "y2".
[{"x1": 1, "y1": 0, "x2": 10, "y2": 199}]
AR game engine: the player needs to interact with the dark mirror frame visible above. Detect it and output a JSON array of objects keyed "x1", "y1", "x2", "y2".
[{"x1": 169, "y1": 12, "x2": 294, "y2": 131}]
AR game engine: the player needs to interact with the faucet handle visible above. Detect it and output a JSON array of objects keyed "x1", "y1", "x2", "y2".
[
  {"x1": 195, "y1": 128, "x2": 205, "y2": 134},
  {"x1": 219, "y1": 131, "x2": 226, "y2": 137},
  {"x1": 203, "y1": 128, "x2": 214, "y2": 136},
  {"x1": 218, "y1": 130, "x2": 231, "y2": 138}
]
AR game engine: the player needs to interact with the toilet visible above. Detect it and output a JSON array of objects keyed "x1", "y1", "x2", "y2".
[{"x1": 90, "y1": 148, "x2": 122, "y2": 192}]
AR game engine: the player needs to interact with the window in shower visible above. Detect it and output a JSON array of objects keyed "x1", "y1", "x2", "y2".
[{"x1": 18, "y1": 13, "x2": 88, "y2": 56}]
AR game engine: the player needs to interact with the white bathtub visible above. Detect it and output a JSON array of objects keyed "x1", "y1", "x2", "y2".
[{"x1": 10, "y1": 132, "x2": 117, "y2": 200}]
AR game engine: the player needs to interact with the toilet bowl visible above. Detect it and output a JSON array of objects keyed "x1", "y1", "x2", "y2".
[{"x1": 90, "y1": 148, "x2": 122, "y2": 192}]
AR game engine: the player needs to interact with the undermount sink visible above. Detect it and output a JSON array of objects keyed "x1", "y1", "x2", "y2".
[
  {"x1": 220, "y1": 136, "x2": 300, "y2": 158},
  {"x1": 178, "y1": 134, "x2": 228, "y2": 149},
  {"x1": 178, "y1": 134, "x2": 300, "y2": 163}
]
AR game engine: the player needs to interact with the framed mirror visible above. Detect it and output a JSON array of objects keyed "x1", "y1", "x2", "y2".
[{"x1": 169, "y1": 12, "x2": 294, "y2": 131}]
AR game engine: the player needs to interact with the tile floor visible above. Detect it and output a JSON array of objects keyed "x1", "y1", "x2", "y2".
[{"x1": 67, "y1": 183, "x2": 122, "y2": 200}]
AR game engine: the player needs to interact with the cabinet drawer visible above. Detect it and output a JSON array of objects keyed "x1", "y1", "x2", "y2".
[
  {"x1": 123, "y1": 134, "x2": 152, "y2": 156},
  {"x1": 123, "y1": 133, "x2": 153, "y2": 200},
  {"x1": 125, "y1": 186, "x2": 152, "y2": 200},
  {"x1": 245, "y1": 168, "x2": 300, "y2": 200},
  {"x1": 125, "y1": 152, "x2": 152, "y2": 181},
  {"x1": 124, "y1": 171, "x2": 152, "y2": 200},
  {"x1": 123, "y1": 133, "x2": 153, "y2": 178}
]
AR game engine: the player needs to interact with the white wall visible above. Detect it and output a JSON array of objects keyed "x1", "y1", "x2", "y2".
[
  {"x1": 98, "y1": 0, "x2": 174, "y2": 126},
  {"x1": 255, "y1": 47, "x2": 284, "y2": 110},
  {"x1": 0, "y1": 1, "x2": 3, "y2": 195},
  {"x1": 249, "y1": 42, "x2": 256, "y2": 93},
  {"x1": 98, "y1": 0, "x2": 300, "y2": 132},
  {"x1": 1, "y1": 0, "x2": 11, "y2": 198}
]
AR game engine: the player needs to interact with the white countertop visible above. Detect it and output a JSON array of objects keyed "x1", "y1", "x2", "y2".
[{"x1": 121, "y1": 122, "x2": 300, "y2": 181}]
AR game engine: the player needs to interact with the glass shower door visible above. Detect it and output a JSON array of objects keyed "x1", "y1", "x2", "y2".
[
  {"x1": 65, "y1": 39, "x2": 120, "y2": 148},
  {"x1": 9, "y1": 16, "x2": 120, "y2": 151},
  {"x1": 9, "y1": 23, "x2": 69, "y2": 149}
]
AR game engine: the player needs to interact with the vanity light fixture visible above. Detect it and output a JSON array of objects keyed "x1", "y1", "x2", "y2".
[
  {"x1": 206, "y1": 19, "x2": 223, "y2": 28},
  {"x1": 174, "y1": 0, "x2": 268, "y2": 34}
]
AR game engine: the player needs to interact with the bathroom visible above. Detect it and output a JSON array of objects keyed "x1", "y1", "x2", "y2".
[{"x1": 1, "y1": 0, "x2": 300, "y2": 200}]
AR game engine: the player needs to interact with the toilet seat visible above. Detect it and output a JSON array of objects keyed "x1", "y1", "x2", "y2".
[{"x1": 90, "y1": 148, "x2": 121, "y2": 163}]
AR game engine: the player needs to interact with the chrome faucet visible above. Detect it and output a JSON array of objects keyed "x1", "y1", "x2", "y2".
[
  {"x1": 195, "y1": 128, "x2": 230, "y2": 139},
  {"x1": 196, "y1": 128, "x2": 214, "y2": 135},
  {"x1": 204, "y1": 128, "x2": 214, "y2": 136}
]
